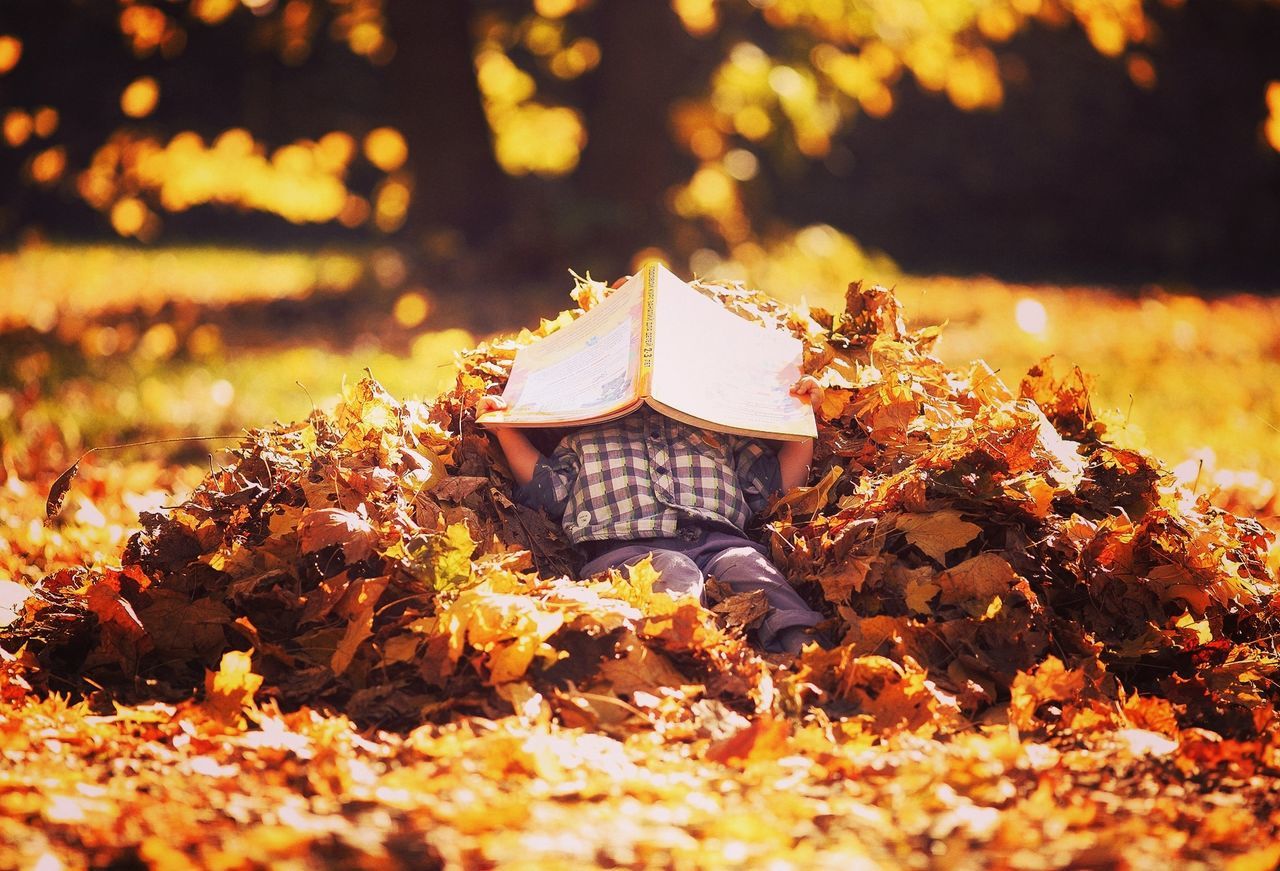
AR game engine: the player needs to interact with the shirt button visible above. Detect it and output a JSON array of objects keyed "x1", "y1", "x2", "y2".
[{"x1": 576, "y1": 510, "x2": 592, "y2": 527}]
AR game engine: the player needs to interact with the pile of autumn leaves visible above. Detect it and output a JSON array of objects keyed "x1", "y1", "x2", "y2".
[{"x1": 6, "y1": 278, "x2": 1280, "y2": 742}]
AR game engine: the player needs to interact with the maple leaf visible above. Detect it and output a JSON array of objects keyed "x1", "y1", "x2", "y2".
[
  {"x1": 815, "y1": 555, "x2": 875, "y2": 603},
  {"x1": 439, "y1": 583, "x2": 567, "y2": 684},
  {"x1": 904, "y1": 576, "x2": 941, "y2": 614},
  {"x1": 202, "y1": 649, "x2": 263, "y2": 729},
  {"x1": 596, "y1": 632, "x2": 688, "y2": 695},
  {"x1": 83, "y1": 574, "x2": 153, "y2": 669},
  {"x1": 895, "y1": 510, "x2": 982, "y2": 563},
  {"x1": 710, "y1": 589, "x2": 770, "y2": 632},
  {"x1": 1008, "y1": 656, "x2": 1088, "y2": 730},
  {"x1": 936, "y1": 553, "x2": 1017, "y2": 610},
  {"x1": 298, "y1": 507, "x2": 379, "y2": 563}
]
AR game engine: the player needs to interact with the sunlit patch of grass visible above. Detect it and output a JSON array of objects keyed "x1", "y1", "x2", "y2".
[
  {"x1": 2, "y1": 328, "x2": 476, "y2": 460},
  {"x1": 893, "y1": 276, "x2": 1280, "y2": 490},
  {"x1": 0, "y1": 244, "x2": 365, "y2": 332}
]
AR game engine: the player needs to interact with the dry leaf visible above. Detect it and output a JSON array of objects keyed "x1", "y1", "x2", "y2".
[
  {"x1": 202, "y1": 649, "x2": 263, "y2": 728},
  {"x1": 298, "y1": 507, "x2": 378, "y2": 562},
  {"x1": 896, "y1": 510, "x2": 982, "y2": 563},
  {"x1": 936, "y1": 553, "x2": 1017, "y2": 606}
]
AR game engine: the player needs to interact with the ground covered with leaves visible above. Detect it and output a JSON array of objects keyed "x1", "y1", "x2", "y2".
[{"x1": 4, "y1": 277, "x2": 1280, "y2": 870}]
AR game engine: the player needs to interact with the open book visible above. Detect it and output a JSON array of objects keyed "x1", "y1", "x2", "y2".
[{"x1": 476, "y1": 263, "x2": 817, "y2": 441}]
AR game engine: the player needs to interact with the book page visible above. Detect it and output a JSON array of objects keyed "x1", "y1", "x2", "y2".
[
  {"x1": 488, "y1": 276, "x2": 644, "y2": 424},
  {"x1": 648, "y1": 268, "x2": 816, "y2": 439}
]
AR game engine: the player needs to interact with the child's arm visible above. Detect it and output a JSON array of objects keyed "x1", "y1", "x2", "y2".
[
  {"x1": 777, "y1": 376, "x2": 823, "y2": 491},
  {"x1": 475, "y1": 396, "x2": 540, "y2": 486}
]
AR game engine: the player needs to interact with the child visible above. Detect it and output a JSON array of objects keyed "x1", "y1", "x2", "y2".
[{"x1": 476, "y1": 377, "x2": 825, "y2": 655}]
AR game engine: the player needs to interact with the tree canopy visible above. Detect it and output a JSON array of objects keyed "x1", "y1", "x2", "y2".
[{"x1": 1, "y1": 0, "x2": 1278, "y2": 282}]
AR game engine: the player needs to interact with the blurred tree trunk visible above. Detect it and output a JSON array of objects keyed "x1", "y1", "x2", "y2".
[
  {"x1": 384, "y1": 0, "x2": 508, "y2": 246},
  {"x1": 574, "y1": 3, "x2": 702, "y2": 269}
]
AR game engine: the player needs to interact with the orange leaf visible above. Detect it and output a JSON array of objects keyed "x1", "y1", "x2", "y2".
[
  {"x1": 203, "y1": 649, "x2": 263, "y2": 728},
  {"x1": 330, "y1": 576, "x2": 389, "y2": 676},
  {"x1": 904, "y1": 576, "x2": 940, "y2": 614},
  {"x1": 705, "y1": 715, "x2": 792, "y2": 765},
  {"x1": 896, "y1": 510, "x2": 982, "y2": 563}
]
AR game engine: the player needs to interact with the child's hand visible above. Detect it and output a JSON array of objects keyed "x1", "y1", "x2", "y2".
[
  {"x1": 476, "y1": 395, "x2": 508, "y2": 417},
  {"x1": 790, "y1": 375, "x2": 824, "y2": 410}
]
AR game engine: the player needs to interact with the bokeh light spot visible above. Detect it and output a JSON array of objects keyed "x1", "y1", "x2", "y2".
[
  {"x1": 393, "y1": 290, "x2": 431, "y2": 328},
  {"x1": 1015, "y1": 298, "x2": 1049, "y2": 336},
  {"x1": 3, "y1": 110, "x2": 32, "y2": 148},
  {"x1": 110, "y1": 198, "x2": 148, "y2": 237},
  {"x1": 29, "y1": 146, "x2": 66, "y2": 184},
  {"x1": 722, "y1": 148, "x2": 759, "y2": 181},
  {"x1": 363, "y1": 127, "x2": 408, "y2": 172},
  {"x1": 121, "y1": 77, "x2": 160, "y2": 118},
  {"x1": 211, "y1": 379, "x2": 235, "y2": 408},
  {"x1": 533, "y1": 0, "x2": 578, "y2": 19},
  {"x1": 0, "y1": 35, "x2": 22, "y2": 74},
  {"x1": 1127, "y1": 54, "x2": 1157, "y2": 90},
  {"x1": 33, "y1": 107, "x2": 58, "y2": 138}
]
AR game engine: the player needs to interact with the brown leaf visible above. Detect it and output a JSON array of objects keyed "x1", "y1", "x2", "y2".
[
  {"x1": 936, "y1": 553, "x2": 1017, "y2": 607},
  {"x1": 137, "y1": 591, "x2": 232, "y2": 658},
  {"x1": 596, "y1": 633, "x2": 688, "y2": 695},
  {"x1": 434, "y1": 475, "x2": 488, "y2": 502},
  {"x1": 84, "y1": 576, "x2": 153, "y2": 668},
  {"x1": 710, "y1": 589, "x2": 770, "y2": 632},
  {"x1": 904, "y1": 576, "x2": 941, "y2": 614},
  {"x1": 44, "y1": 456, "x2": 83, "y2": 522},
  {"x1": 299, "y1": 507, "x2": 379, "y2": 562},
  {"x1": 815, "y1": 555, "x2": 875, "y2": 603},
  {"x1": 773, "y1": 465, "x2": 843, "y2": 516}
]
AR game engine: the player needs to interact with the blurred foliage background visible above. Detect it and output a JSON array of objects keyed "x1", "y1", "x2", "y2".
[
  {"x1": 3, "y1": 0, "x2": 1278, "y2": 283},
  {"x1": 1, "y1": 0, "x2": 1279, "y2": 522}
]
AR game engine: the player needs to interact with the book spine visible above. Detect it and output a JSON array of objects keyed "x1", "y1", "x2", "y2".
[{"x1": 638, "y1": 262, "x2": 658, "y2": 396}]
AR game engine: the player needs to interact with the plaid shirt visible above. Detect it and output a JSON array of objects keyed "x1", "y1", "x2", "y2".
[{"x1": 513, "y1": 407, "x2": 782, "y2": 545}]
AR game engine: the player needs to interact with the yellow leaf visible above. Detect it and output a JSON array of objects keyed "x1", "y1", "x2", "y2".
[
  {"x1": 1008, "y1": 657, "x2": 1086, "y2": 731},
  {"x1": 773, "y1": 465, "x2": 843, "y2": 516},
  {"x1": 330, "y1": 576, "x2": 389, "y2": 675},
  {"x1": 896, "y1": 510, "x2": 982, "y2": 563},
  {"x1": 1175, "y1": 610, "x2": 1213, "y2": 645},
  {"x1": 203, "y1": 650, "x2": 263, "y2": 728}
]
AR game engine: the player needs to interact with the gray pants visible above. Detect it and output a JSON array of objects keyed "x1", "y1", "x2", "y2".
[{"x1": 579, "y1": 528, "x2": 822, "y2": 652}]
